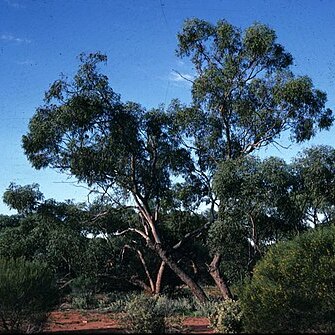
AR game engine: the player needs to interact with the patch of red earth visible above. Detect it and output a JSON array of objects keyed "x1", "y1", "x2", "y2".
[
  {"x1": 44, "y1": 311, "x2": 123, "y2": 333},
  {"x1": 44, "y1": 311, "x2": 214, "y2": 334},
  {"x1": 181, "y1": 317, "x2": 214, "y2": 334}
]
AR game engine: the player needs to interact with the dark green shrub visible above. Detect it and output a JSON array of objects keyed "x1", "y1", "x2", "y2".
[
  {"x1": 99, "y1": 292, "x2": 138, "y2": 312},
  {"x1": 241, "y1": 225, "x2": 335, "y2": 333},
  {"x1": 0, "y1": 257, "x2": 58, "y2": 333},
  {"x1": 70, "y1": 276, "x2": 99, "y2": 310},
  {"x1": 122, "y1": 294, "x2": 166, "y2": 333},
  {"x1": 207, "y1": 299, "x2": 243, "y2": 333},
  {"x1": 71, "y1": 293, "x2": 98, "y2": 310}
]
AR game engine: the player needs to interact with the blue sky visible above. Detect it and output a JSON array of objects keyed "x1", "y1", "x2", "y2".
[{"x1": 0, "y1": 0, "x2": 334, "y2": 214}]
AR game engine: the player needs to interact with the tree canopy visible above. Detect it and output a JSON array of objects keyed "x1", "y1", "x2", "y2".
[{"x1": 175, "y1": 19, "x2": 333, "y2": 160}]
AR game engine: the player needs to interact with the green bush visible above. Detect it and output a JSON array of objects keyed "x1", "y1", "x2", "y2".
[
  {"x1": 203, "y1": 299, "x2": 243, "y2": 333},
  {"x1": 122, "y1": 294, "x2": 166, "y2": 333},
  {"x1": 241, "y1": 225, "x2": 335, "y2": 333},
  {"x1": 100, "y1": 292, "x2": 138, "y2": 312},
  {"x1": 71, "y1": 293, "x2": 98, "y2": 310},
  {"x1": 155, "y1": 294, "x2": 198, "y2": 317},
  {"x1": 70, "y1": 276, "x2": 99, "y2": 310},
  {"x1": 0, "y1": 257, "x2": 59, "y2": 333}
]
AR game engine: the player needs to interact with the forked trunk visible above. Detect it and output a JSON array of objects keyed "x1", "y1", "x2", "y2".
[
  {"x1": 208, "y1": 253, "x2": 233, "y2": 300},
  {"x1": 134, "y1": 201, "x2": 207, "y2": 302},
  {"x1": 151, "y1": 242, "x2": 208, "y2": 303}
]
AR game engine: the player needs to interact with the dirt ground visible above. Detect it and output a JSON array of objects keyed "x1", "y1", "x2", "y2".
[{"x1": 44, "y1": 310, "x2": 214, "y2": 334}]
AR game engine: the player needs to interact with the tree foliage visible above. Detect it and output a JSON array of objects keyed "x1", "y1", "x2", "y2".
[
  {"x1": 22, "y1": 53, "x2": 190, "y2": 202},
  {"x1": 292, "y1": 145, "x2": 335, "y2": 226},
  {"x1": 210, "y1": 146, "x2": 335, "y2": 283},
  {"x1": 176, "y1": 19, "x2": 333, "y2": 163},
  {"x1": 173, "y1": 18, "x2": 333, "y2": 236},
  {"x1": 3, "y1": 183, "x2": 44, "y2": 215},
  {"x1": 0, "y1": 185, "x2": 90, "y2": 281}
]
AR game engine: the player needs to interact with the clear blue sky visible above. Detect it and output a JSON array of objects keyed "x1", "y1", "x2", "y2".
[{"x1": 0, "y1": 0, "x2": 334, "y2": 214}]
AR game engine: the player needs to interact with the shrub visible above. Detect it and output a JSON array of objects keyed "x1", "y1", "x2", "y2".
[
  {"x1": 155, "y1": 294, "x2": 198, "y2": 316},
  {"x1": 70, "y1": 276, "x2": 99, "y2": 310},
  {"x1": 101, "y1": 292, "x2": 138, "y2": 313},
  {"x1": 241, "y1": 225, "x2": 335, "y2": 333},
  {"x1": 122, "y1": 294, "x2": 166, "y2": 333},
  {"x1": 0, "y1": 257, "x2": 59, "y2": 333},
  {"x1": 71, "y1": 293, "x2": 98, "y2": 310},
  {"x1": 203, "y1": 299, "x2": 243, "y2": 333}
]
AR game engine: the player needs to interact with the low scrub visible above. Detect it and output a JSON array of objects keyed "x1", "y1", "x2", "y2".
[
  {"x1": 122, "y1": 294, "x2": 167, "y2": 333},
  {"x1": 0, "y1": 257, "x2": 58, "y2": 333},
  {"x1": 70, "y1": 276, "x2": 99, "y2": 310},
  {"x1": 208, "y1": 299, "x2": 243, "y2": 333},
  {"x1": 241, "y1": 225, "x2": 335, "y2": 333}
]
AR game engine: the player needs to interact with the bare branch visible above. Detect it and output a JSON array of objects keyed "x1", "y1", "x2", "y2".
[
  {"x1": 172, "y1": 69, "x2": 195, "y2": 84},
  {"x1": 114, "y1": 227, "x2": 149, "y2": 241}
]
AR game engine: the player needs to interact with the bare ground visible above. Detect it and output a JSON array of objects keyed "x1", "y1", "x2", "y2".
[{"x1": 43, "y1": 310, "x2": 214, "y2": 334}]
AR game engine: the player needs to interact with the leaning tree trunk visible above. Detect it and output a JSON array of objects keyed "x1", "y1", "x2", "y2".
[
  {"x1": 150, "y1": 242, "x2": 208, "y2": 303},
  {"x1": 132, "y1": 194, "x2": 208, "y2": 302},
  {"x1": 208, "y1": 253, "x2": 233, "y2": 300}
]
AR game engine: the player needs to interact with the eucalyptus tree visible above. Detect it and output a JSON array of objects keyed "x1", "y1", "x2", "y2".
[
  {"x1": 22, "y1": 53, "x2": 208, "y2": 302},
  {"x1": 1, "y1": 184, "x2": 89, "y2": 281},
  {"x1": 22, "y1": 19, "x2": 334, "y2": 301},
  {"x1": 292, "y1": 145, "x2": 335, "y2": 226},
  {"x1": 1, "y1": 184, "x2": 151, "y2": 292},
  {"x1": 211, "y1": 156, "x2": 302, "y2": 287},
  {"x1": 173, "y1": 18, "x2": 333, "y2": 297}
]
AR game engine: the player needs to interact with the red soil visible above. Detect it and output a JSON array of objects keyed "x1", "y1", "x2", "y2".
[{"x1": 44, "y1": 310, "x2": 214, "y2": 334}]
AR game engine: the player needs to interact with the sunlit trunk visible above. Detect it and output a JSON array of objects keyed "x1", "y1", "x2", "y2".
[
  {"x1": 152, "y1": 242, "x2": 208, "y2": 303},
  {"x1": 208, "y1": 253, "x2": 232, "y2": 300},
  {"x1": 154, "y1": 261, "x2": 166, "y2": 294}
]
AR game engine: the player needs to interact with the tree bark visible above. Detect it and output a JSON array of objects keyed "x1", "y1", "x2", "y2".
[
  {"x1": 151, "y1": 242, "x2": 208, "y2": 303},
  {"x1": 208, "y1": 253, "x2": 233, "y2": 300},
  {"x1": 154, "y1": 261, "x2": 166, "y2": 294},
  {"x1": 130, "y1": 189, "x2": 208, "y2": 302},
  {"x1": 135, "y1": 249, "x2": 155, "y2": 293}
]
